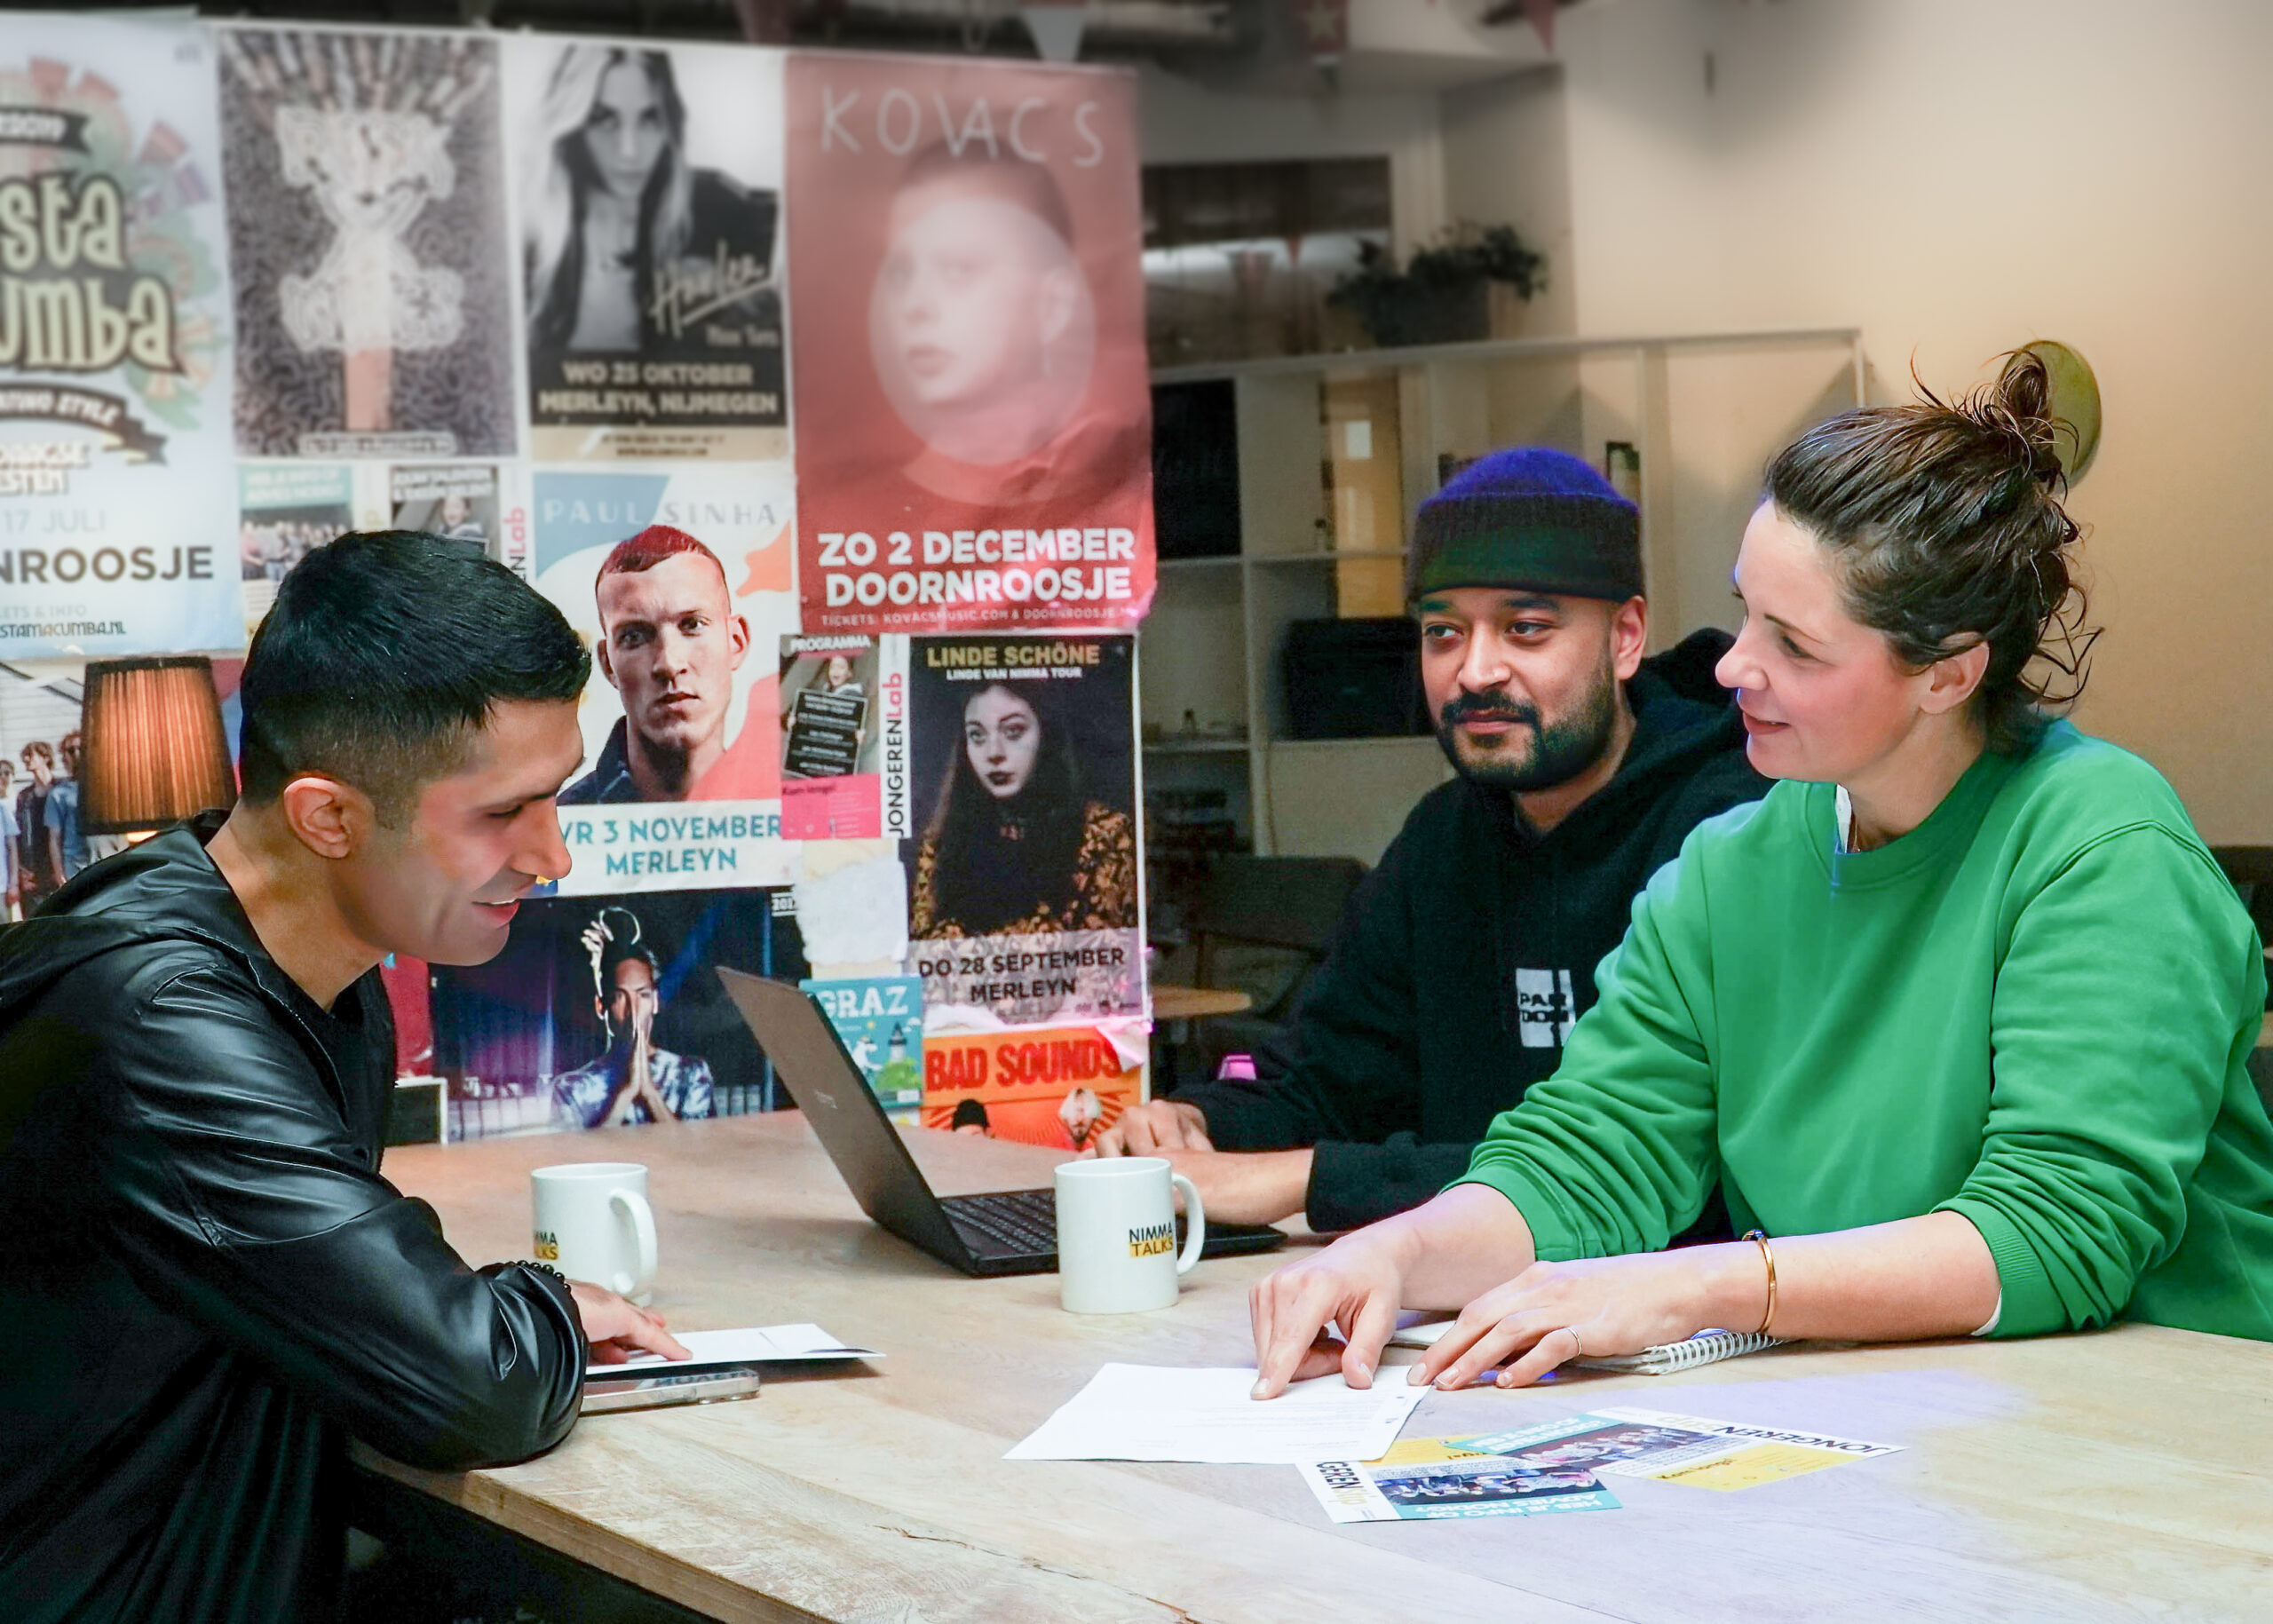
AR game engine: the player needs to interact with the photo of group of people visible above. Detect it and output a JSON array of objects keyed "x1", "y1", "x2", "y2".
[{"x1": 429, "y1": 889, "x2": 806, "y2": 1140}]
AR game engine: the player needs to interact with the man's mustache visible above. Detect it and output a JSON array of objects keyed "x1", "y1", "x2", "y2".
[{"x1": 1440, "y1": 693, "x2": 1540, "y2": 729}]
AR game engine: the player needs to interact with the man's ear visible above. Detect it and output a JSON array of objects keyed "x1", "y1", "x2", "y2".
[
  {"x1": 726, "y1": 612, "x2": 750, "y2": 672},
  {"x1": 1610, "y1": 596, "x2": 1649, "y2": 682},
  {"x1": 595, "y1": 633, "x2": 620, "y2": 691},
  {"x1": 278, "y1": 773, "x2": 374, "y2": 862},
  {"x1": 1920, "y1": 638, "x2": 1991, "y2": 717}
]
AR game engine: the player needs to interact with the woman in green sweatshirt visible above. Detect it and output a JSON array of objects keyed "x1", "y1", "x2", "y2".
[{"x1": 1249, "y1": 354, "x2": 2273, "y2": 1398}]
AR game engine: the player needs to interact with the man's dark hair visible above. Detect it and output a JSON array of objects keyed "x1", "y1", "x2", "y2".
[{"x1": 238, "y1": 531, "x2": 590, "y2": 821}]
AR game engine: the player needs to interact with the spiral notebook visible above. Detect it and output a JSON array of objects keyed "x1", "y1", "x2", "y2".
[{"x1": 1386, "y1": 1322, "x2": 1784, "y2": 1375}]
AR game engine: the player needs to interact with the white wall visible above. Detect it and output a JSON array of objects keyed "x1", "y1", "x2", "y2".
[{"x1": 1554, "y1": 0, "x2": 2273, "y2": 838}]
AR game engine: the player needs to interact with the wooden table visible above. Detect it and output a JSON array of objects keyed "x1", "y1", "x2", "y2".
[
  {"x1": 369, "y1": 1114, "x2": 2273, "y2": 1623},
  {"x1": 1151, "y1": 982, "x2": 1254, "y2": 1022}
]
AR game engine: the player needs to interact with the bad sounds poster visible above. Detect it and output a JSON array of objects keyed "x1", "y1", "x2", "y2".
[
  {"x1": 432, "y1": 888, "x2": 804, "y2": 1140},
  {"x1": 920, "y1": 1025, "x2": 1136, "y2": 1153},
  {"x1": 905, "y1": 632, "x2": 1141, "y2": 1024},
  {"x1": 218, "y1": 25, "x2": 518, "y2": 460},
  {"x1": 0, "y1": 15, "x2": 241, "y2": 658},
  {"x1": 507, "y1": 38, "x2": 787, "y2": 463},
  {"x1": 531, "y1": 463, "x2": 797, "y2": 893},
  {"x1": 786, "y1": 54, "x2": 1153, "y2": 634}
]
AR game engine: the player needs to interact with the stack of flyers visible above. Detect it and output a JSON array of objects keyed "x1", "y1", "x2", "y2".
[
  {"x1": 1299, "y1": 1438, "x2": 1620, "y2": 1524},
  {"x1": 1455, "y1": 1406, "x2": 1904, "y2": 1493}
]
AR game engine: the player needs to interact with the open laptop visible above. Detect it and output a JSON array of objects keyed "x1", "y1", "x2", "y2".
[{"x1": 717, "y1": 969, "x2": 1287, "y2": 1277}]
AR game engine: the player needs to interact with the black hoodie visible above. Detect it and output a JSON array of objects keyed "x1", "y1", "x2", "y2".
[
  {"x1": 1175, "y1": 629, "x2": 1769, "y2": 1232},
  {"x1": 0, "y1": 817, "x2": 583, "y2": 1623}
]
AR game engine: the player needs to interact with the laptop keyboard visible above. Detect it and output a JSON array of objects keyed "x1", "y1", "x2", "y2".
[{"x1": 947, "y1": 1189, "x2": 1057, "y2": 1255}]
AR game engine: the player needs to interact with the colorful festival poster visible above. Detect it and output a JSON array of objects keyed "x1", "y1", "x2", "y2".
[
  {"x1": 905, "y1": 632, "x2": 1140, "y2": 1023},
  {"x1": 779, "y1": 633, "x2": 882, "y2": 839},
  {"x1": 0, "y1": 14, "x2": 241, "y2": 657},
  {"x1": 531, "y1": 463, "x2": 797, "y2": 892},
  {"x1": 800, "y1": 974, "x2": 923, "y2": 1116},
  {"x1": 218, "y1": 25, "x2": 518, "y2": 459},
  {"x1": 506, "y1": 38, "x2": 788, "y2": 463},
  {"x1": 786, "y1": 53, "x2": 1153, "y2": 633},
  {"x1": 918, "y1": 1024, "x2": 1136, "y2": 1152},
  {"x1": 431, "y1": 888, "x2": 804, "y2": 1140}
]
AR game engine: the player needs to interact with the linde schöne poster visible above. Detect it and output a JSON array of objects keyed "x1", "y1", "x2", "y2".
[
  {"x1": 0, "y1": 15, "x2": 241, "y2": 658},
  {"x1": 785, "y1": 54, "x2": 1153, "y2": 634}
]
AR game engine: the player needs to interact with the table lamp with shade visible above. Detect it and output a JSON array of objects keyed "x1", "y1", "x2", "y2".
[{"x1": 79, "y1": 656, "x2": 236, "y2": 842}]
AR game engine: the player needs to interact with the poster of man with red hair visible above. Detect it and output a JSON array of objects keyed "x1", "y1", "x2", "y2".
[
  {"x1": 529, "y1": 464, "x2": 796, "y2": 892},
  {"x1": 785, "y1": 53, "x2": 1153, "y2": 634}
]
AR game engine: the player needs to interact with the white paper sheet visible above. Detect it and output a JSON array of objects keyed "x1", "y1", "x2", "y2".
[
  {"x1": 1004, "y1": 1365, "x2": 1427, "y2": 1464},
  {"x1": 587, "y1": 1322, "x2": 879, "y2": 1380}
]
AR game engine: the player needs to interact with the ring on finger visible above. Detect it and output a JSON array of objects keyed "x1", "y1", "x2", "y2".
[{"x1": 1556, "y1": 1325, "x2": 1583, "y2": 1360}]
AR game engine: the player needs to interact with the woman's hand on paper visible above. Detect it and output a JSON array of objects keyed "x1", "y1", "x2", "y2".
[
  {"x1": 572, "y1": 1280, "x2": 693, "y2": 1366},
  {"x1": 1248, "y1": 1224, "x2": 1414, "y2": 1399},
  {"x1": 1406, "y1": 1247, "x2": 1759, "y2": 1392}
]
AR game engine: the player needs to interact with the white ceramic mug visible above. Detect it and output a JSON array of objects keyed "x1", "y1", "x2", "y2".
[
  {"x1": 532, "y1": 1161, "x2": 658, "y2": 1305},
  {"x1": 1054, "y1": 1156, "x2": 1205, "y2": 1313}
]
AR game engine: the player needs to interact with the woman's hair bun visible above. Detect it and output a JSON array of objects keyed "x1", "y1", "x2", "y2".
[{"x1": 1988, "y1": 349, "x2": 2066, "y2": 489}]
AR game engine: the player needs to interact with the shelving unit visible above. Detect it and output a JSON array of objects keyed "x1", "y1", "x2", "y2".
[{"x1": 1143, "y1": 328, "x2": 1863, "y2": 864}]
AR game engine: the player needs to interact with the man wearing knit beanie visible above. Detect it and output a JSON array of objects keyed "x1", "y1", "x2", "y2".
[{"x1": 1096, "y1": 448, "x2": 1768, "y2": 1233}]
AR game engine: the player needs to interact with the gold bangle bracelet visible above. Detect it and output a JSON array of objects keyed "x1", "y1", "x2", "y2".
[{"x1": 1742, "y1": 1228, "x2": 1778, "y2": 1336}]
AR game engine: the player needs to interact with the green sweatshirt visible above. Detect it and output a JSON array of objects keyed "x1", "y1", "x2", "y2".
[{"x1": 1455, "y1": 722, "x2": 2273, "y2": 1341}]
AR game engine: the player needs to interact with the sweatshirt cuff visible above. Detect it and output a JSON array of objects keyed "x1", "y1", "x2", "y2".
[
  {"x1": 1936, "y1": 1197, "x2": 2064, "y2": 1338},
  {"x1": 1445, "y1": 1161, "x2": 1598, "y2": 1262}
]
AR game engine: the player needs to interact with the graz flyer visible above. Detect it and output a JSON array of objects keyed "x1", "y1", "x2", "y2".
[
  {"x1": 785, "y1": 53, "x2": 1154, "y2": 633},
  {"x1": 1456, "y1": 1407, "x2": 1905, "y2": 1493},
  {"x1": 1300, "y1": 1438, "x2": 1620, "y2": 1525},
  {"x1": 0, "y1": 15, "x2": 240, "y2": 657}
]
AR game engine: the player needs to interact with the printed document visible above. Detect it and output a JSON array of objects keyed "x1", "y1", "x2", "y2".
[
  {"x1": 1006, "y1": 1365, "x2": 1426, "y2": 1464},
  {"x1": 588, "y1": 1322, "x2": 879, "y2": 1381}
]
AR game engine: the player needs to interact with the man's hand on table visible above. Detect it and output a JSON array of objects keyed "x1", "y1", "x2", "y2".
[
  {"x1": 570, "y1": 1280, "x2": 693, "y2": 1366},
  {"x1": 1081, "y1": 1099, "x2": 1311, "y2": 1224},
  {"x1": 1086, "y1": 1097, "x2": 1213, "y2": 1155}
]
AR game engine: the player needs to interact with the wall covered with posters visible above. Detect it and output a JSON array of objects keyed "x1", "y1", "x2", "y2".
[{"x1": 0, "y1": 15, "x2": 1154, "y2": 1151}]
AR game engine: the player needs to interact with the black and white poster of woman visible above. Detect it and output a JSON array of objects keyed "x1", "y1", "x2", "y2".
[
  {"x1": 218, "y1": 26, "x2": 518, "y2": 459},
  {"x1": 906, "y1": 634, "x2": 1141, "y2": 1025},
  {"x1": 508, "y1": 39, "x2": 786, "y2": 463}
]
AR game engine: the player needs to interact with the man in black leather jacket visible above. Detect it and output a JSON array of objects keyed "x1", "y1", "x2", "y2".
[{"x1": 0, "y1": 532, "x2": 687, "y2": 1621}]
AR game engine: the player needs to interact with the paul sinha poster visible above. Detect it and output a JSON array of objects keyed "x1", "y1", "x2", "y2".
[
  {"x1": 786, "y1": 54, "x2": 1153, "y2": 634},
  {"x1": 432, "y1": 889, "x2": 804, "y2": 1140},
  {"x1": 906, "y1": 632, "x2": 1142, "y2": 1024},
  {"x1": 531, "y1": 463, "x2": 798, "y2": 893},
  {"x1": 0, "y1": 15, "x2": 241, "y2": 659},
  {"x1": 507, "y1": 37, "x2": 787, "y2": 463},
  {"x1": 218, "y1": 24, "x2": 518, "y2": 459}
]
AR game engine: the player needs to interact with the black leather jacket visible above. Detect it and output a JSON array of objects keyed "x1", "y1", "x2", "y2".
[{"x1": 0, "y1": 817, "x2": 584, "y2": 1621}]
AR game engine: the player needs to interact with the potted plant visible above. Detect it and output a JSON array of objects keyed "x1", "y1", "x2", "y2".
[{"x1": 1327, "y1": 222, "x2": 1546, "y2": 349}]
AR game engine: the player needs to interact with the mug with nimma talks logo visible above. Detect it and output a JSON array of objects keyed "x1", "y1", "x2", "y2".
[
  {"x1": 531, "y1": 1161, "x2": 658, "y2": 1305},
  {"x1": 1054, "y1": 1156, "x2": 1205, "y2": 1313}
]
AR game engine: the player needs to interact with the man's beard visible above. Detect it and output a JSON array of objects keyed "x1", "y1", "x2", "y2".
[{"x1": 1434, "y1": 661, "x2": 1620, "y2": 794}]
